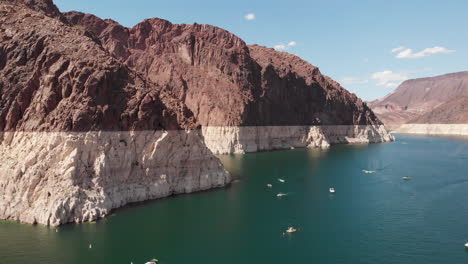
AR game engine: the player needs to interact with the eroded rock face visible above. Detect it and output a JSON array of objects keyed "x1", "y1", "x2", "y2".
[
  {"x1": 202, "y1": 125, "x2": 393, "y2": 154},
  {"x1": 0, "y1": 0, "x2": 229, "y2": 225},
  {"x1": 63, "y1": 12, "x2": 393, "y2": 152},
  {"x1": 0, "y1": 130, "x2": 229, "y2": 226},
  {"x1": 63, "y1": 13, "x2": 384, "y2": 128},
  {"x1": 369, "y1": 71, "x2": 468, "y2": 126},
  {"x1": 409, "y1": 94, "x2": 468, "y2": 124},
  {"x1": 0, "y1": 3, "x2": 197, "y2": 132},
  {"x1": 0, "y1": 0, "x2": 392, "y2": 225}
]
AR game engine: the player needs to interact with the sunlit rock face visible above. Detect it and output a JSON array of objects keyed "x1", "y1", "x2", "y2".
[
  {"x1": 0, "y1": 0, "x2": 391, "y2": 225},
  {"x1": 369, "y1": 72, "x2": 468, "y2": 127}
]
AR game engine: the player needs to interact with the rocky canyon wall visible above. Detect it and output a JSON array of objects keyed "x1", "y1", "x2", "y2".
[
  {"x1": 202, "y1": 125, "x2": 392, "y2": 154},
  {"x1": 0, "y1": 130, "x2": 229, "y2": 226},
  {"x1": 0, "y1": 0, "x2": 392, "y2": 226}
]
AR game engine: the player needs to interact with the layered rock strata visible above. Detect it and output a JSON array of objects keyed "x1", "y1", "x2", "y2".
[
  {"x1": 0, "y1": 0, "x2": 392, "y2": 226},
  {"x1": 0, "y1": 0, "x2": 229, "y2": 225},
  {"x1": 202, "y1": 125, "x2": 392, "y2": 154},
  {"x1": 0, "y1": 130, "x2": 229, "y2": 225},
  {"x1": 62, "y1": 13, "x2": 394, "y2": 151}
]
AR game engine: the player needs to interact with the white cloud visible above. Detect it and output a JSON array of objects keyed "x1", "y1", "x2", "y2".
[
  {"x1": 244, "y1": 13, "x2": 255, "y2": 21},
  {"x1": 274, "y1": 44, "x2": 287, "y2": 50},
  {"x1": 340, "y1": 77, "x2": 369, "y2": 85},
  {"x1": 274, "y1": 41, "x2": 297, "y2": 51},
  {"x1": 390, "y1": 46, "x2": 405, "y2": 53},
  {"x1": 395, "y1": 46, "x2": 455, "y2": 59},
  {"x1": 371, "y1": 70, "x2": 409, "y2": 87}
]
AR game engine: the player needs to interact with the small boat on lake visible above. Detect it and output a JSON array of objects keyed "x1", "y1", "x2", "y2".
[
  {"x1": 146, "y1": 259, "x2": 159, "y2": 264},
  {"x1": 402, "y1": 176, "x2": 411, "y2": 180},
  {"x1": 278, "y1": 178, "x2": 285, "y2": 183},
  {"x1": 267, "y1": 184, "x2": 272, "y2": 188},
  {"x1": 286, "y1": 227, "x2": 297, "y2": 233},
  {"x1": 329, "y1": 188, "x2": 335, "y2": 193},
  {"x1": 276, "y1": 193, "x2": 287, "y2": 197}
]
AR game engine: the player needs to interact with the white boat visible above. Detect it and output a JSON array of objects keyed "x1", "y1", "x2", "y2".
[
  {"x1": 276, "y1": 193, "x2": 287, "y2": 197},
  {"x1": 329, "y1": 188, "x2": 335, "y2": 193},
  {"x1": 362, "y1": 170, "x2": 376, "y2": 174},
  {"x1": 278, "y1": 178, "x2": 285, "y2": 183},
  {"x1": 286, "y1": 227, "x2": 297, "y2": 233},
  {"x1": 465, "y1": 242, "x2": 468, "y2": 249},
  {"x1": 402, "y1": 176, "x2": 411, "y2": 180},
  {"x1": 267, "y1": 184, "x2": 272, "y2": 188},
  {"x1": 89, "y1": 244, "x2": 92, "y2": 249}
]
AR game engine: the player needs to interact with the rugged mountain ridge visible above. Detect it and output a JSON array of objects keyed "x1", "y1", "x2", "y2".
[
  {"x1": 0, "y1": 0, "x2": 392, "y2": 225},
  {"x1": 369, "y1": 71, "x2": 468, "y2": 127},
  {"x1": 63, "y1": 11, "x2": 392, "y2": 154},
  {"x1": 63, "y1": 11, "x2": 382, "y2": 127},
  {"x1": 0, "y1": 0, "x2": 228, "y2": 226}
]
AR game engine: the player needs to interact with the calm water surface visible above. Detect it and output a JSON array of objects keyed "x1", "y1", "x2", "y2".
[{"x1": 1, "y1": 134, "x2": 468, "y2": 264}]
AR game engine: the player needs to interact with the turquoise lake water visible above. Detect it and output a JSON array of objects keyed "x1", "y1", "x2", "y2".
[{"x1": 1, "y1": 134, "x2": 468, "y2": 264}]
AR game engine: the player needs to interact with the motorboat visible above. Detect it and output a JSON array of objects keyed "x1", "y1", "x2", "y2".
[
  {"x1": 286, "y1": 227, "x2": 297, "y2": 233},
  {"x1": 329, "y1": 188, "x2": 335, "y2": 193}
]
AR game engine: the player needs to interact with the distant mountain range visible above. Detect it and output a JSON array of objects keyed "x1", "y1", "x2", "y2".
[{"x1": 369, "y1": 71, "x2": 468, "y2": 130}]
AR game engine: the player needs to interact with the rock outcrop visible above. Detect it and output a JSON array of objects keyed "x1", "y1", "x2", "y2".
[
  {"x1": 0, "y1": 0, "x2": 229, "y2": 225},
  {"x1": 0, "y1": 131, "x2": 228, "y2": 226},
  {"x1": 63, "y1": 12, "x2": 393, "y2": 153},
  {"x1": 0, "y1": 0, "x2": 392, "y2": 225}
]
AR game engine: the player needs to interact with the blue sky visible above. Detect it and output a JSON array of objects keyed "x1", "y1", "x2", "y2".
[{"x1": 54, "y1": 0, "x2": 468, "y2": 101}]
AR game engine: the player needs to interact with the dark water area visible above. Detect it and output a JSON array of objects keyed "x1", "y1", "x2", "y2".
[{"x1": 1, "y1": 134, "x2": 468, "y2": 264}]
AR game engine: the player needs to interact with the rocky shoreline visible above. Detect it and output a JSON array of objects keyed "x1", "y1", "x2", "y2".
[
  {"x1": 0, "y1": 0, "x2": 393, "y2": 226},
  {"x1": 0, "y1": 130, "x2": 230, "y2": 226},
  {"x1": 202, "y1": 125, "x2": 393, "y2": 154},
  {"x1": 0, "y1": 126, "x2": 393, "y2": 226}
]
